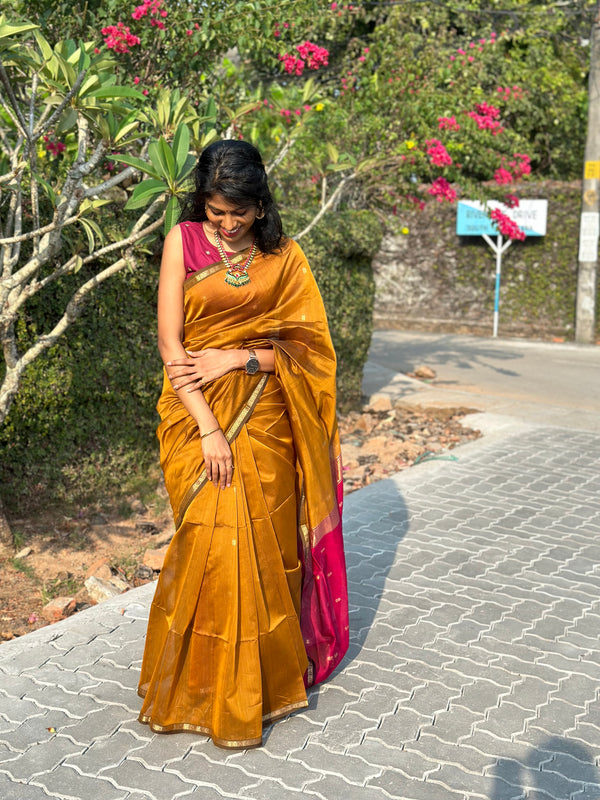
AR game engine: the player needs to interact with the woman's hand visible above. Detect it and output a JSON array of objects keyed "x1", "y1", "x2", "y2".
[
  {"x1": 201, "y1": 429, "x2": 234, "y2": 489},
  {"x1": 167, "y1": 348, "x2": 243, "y2": 392}
]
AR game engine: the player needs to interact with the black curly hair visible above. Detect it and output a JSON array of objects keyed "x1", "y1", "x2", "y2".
[{"x1": 178, "y1": 140, "x2": 285, "y2": 254}]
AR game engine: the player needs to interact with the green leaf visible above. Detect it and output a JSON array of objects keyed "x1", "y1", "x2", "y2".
[
  {"x1": 32, "y1": 29, "x2": 53, "y2": 62},
  {"x1": 125, "y1": 179, "x2": 166, "y2": 210},
  {"x1": 55, "y1": 107, "x2": 78, "y2": 135},
  {"x1": 114, "y1": 121, "x2": 141, "y2": 144},
  {"x1": 172, "y1": 123, "x2": 190, "y2": 175},
  {"x1": 113, "y1": 155, "x2": 161, "y2": 180},
  {"x1": 159, "y1": 137, "x2": 176, "y2": 181},
  {"x1": 164, "y1": 195, "x2": 179, "y2": 236},
  {"x1": 0, "y1": 21, "x2": 39, "y2": 40},
  {"x1": 148, "y1": 138, "x2": 175, "y2": 182},
  {"x1": 327, "y1": 143, "x2": 339, "y2": 164},
  {"x1": 179, "y1": 153, "x2": 197, "y2": 182},
  {"x1": 73, "y1": 254, "x2": 83, "y2": 273},
  {"x1": 79, "y1": 218, "x2": 96, "y2": 254},
  {"x1": 201, "y1": 129, "x2": 218, "y2": 149},
  {"x1": 36, "y1": 176, "x2": 56, "y2": 207},
  {"x1": 79, "y1": 198, "x2": 111, "y2": 213},
  {"x1": 85, "y1": 86, "x2": 146, "y2": 101}
]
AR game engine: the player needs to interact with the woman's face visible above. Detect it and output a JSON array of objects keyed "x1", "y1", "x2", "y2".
[{"x1": 204, "y1": 193, "x2": 259, "y2": 245}]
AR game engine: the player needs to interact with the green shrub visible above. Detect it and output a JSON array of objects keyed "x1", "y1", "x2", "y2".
[{"x1": 285, "y1": 210, "x2": 383, "y2": 412}]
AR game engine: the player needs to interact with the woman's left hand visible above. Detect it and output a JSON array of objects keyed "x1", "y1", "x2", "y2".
[{"x1": 167, "y1": 348, "x2": 241, "y2": 392}]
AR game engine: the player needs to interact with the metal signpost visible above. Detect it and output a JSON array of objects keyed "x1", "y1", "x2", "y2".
[{"x1": 456, "y1": 200, "x2": 548, "y2": 336}]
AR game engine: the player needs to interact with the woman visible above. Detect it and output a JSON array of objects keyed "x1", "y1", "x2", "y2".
[{"x1": 137, "y1": 140, "x2": 348, "y2": 749}]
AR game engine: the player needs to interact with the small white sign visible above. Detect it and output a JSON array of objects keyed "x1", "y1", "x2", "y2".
[
  {"x1": 457, "y1": 199, "x2": 547, "y2": 237},
  {"x1": 578, "y1": 211, "x2": 600, "y2": 262}
]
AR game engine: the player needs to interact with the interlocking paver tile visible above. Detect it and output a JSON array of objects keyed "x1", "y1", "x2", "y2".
[
  {"x1": 2, "y1": 735, "x2": 85, "y2": 781},
  {"x1": 342, "y1": 683, "x2": 409, "y2": 720},
  {"x1": 314, "y1": 772, "x2": 426, "y2": 800},
  {"x1": 0, "y1": 696, "x2": 46, "y2": 725},
  {"x1": 308, "y1": 710, "x2": 379, "y2": 752},
  {"x1": 0, "y1": 773, "x2": 53, "y2": 800},
  {"x1": 65, "y1": 730, "x2": 147, "y2": 775},
  {"x1": 62, "y1": 706, "x2": 133, "y2": 745},
  {"x1": 32, "y1": 765, "x2": 129, "y2": 800},
  {"x1": 2, "y1": 710, "x2": 82, "y2": 752},
  {"x1": 431, "y1": 763, "x2": 527, "y2": 799},
  {"x1": 101, "y1": 757, "x2": 193, "y2": 798},
  {"x1": 289, "y1": 741, "x2": 382, "y2": 785}
]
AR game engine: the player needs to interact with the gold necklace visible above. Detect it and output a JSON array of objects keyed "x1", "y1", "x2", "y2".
[{"x1": 214, "y1": 230, "x2": 258, "y2": 288}]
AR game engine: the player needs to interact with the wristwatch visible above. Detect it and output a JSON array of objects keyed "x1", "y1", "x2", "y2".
[{"x1": 245, "y1": 349, "x2": 260, "y2": 375}]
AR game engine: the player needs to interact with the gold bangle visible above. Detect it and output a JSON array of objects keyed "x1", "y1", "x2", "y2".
[{"x1": 200, "y1": 426, "x2": 221, "y2": 440}]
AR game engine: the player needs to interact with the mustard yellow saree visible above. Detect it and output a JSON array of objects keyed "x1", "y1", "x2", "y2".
[{"x1": 138, "y1": 233, "x2": 348, "y2": 748}]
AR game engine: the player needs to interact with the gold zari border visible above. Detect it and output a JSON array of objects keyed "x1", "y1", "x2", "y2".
[
  {"x1": 138, "y1": 698, "x2": 308, "y2": 749},
  {"x1": 183, "y1": 250, "x2": 251, "y2": 292},
  {"x1": 174, "y1": 372, "x2": 269, "y2": 528}
]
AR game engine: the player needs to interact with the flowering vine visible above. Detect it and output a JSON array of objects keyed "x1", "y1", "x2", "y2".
[{"x1": 490, "y1": 208, "x2": 526, "y2": 241}]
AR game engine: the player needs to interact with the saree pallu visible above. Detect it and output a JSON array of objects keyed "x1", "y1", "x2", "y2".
[{"x1": 138, "y1": 238, "x2": 349, "y2": 748}]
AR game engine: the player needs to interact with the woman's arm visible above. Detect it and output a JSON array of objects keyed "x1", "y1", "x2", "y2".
[
  {"x1": 157, "y1": 226, "x2": 234, "y2": 489},
  {"x1": 168, "y1": 347, "x2": 275, "y2": 393}
]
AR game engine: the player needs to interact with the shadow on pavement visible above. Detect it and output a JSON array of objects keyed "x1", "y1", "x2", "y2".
[
  {"x1": 489, "y1": 736, "x2": 600, "y2": 800},
  {"x1": 368, "y1": 333, "x2": 524, "y2": 385}
]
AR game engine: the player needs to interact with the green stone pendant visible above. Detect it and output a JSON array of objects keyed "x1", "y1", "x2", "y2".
[{"x1": 224, "y1": 267, "x2": 251, "y2": 287}]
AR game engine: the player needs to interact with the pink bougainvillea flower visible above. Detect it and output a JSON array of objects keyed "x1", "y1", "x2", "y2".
[
  {"x1": 505, "y1": 194, "x2": 520, "y2": 208},
  {"x1": 101, "y1": 22, "x2": 141, "y2": 53},
  {"x1": 468, "y1": 102, "x2": 502, "y2": 132},
  {"x1": 438, "y1": 116, "x2": 460, "y2": 131},
  {"x1": 132, "y1": 0, "x2": 167, "y2": 21},
  {"x1": 427, "y1": 177, "x2": 457, "y2": 203},
  {"x1": 279, "y1": 41, "x2": 328, "y2": 75},
  {"x1": 494, "y1": 167, "x2": 514, "y2": 185},
  {"x1": 490, "y1": 208, "x2": 526, "y2": 240},
  {"x1": 426, "y1": 139, "x2": 453, "y2": 167}
]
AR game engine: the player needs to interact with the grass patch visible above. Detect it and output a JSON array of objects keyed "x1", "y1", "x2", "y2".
[{"x1": 10, "y1": 557, "x2": 36, "y2": 579}]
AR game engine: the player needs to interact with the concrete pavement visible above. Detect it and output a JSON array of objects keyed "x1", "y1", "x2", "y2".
[{"x1": 1, "y1": 331, "x2": 600, "y2": 800}]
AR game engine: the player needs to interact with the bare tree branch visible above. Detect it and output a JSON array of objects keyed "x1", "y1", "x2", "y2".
[
  {"x1": 0, "y1": 57, "x2": 29, "y2": 136},
  {"x1": 18, "y1": 211, "x2": 165, "y2": 370},
  {"x1": 0, "y1": 215, "x2": 80, "y2": 247},
  {"x1": 82, "y1": 165, "x2": 137, "y2": 198},
  {"x1": 292, "y1": 174, "x2": 356, "y2": 241}
]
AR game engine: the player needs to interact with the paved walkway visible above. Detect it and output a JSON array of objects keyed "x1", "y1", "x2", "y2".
[{"x1": 1, "y1": 335, "x2": 600, "y2": 799}]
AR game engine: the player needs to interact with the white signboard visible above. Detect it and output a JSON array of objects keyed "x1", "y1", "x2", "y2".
[
  {"x1": 578, "y1": 212, "x2": 600, "y2": 262},
  {"x1": 456, "y1": 199, "x2": 548, "y2": 237}
]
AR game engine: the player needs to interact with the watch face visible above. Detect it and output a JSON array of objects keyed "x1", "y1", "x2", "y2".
[{"x1": 246, "y1": 357, "x2": 260, "y2": 375}]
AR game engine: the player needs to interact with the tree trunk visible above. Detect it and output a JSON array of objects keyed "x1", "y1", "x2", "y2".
[{"x1": 0, "y1": 495, "x2": 13, "y2": 554}]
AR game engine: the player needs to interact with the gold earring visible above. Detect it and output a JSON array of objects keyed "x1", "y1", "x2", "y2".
[{"x1": 256, "y1": 209, "x2": 265, "y2": 220}]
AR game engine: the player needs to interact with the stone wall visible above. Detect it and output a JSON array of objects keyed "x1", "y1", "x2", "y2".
[{"x1": 372, "y1": 182, "x2": 597, "y2": 339}]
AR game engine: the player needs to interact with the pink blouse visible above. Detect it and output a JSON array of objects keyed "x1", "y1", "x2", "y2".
[{"x1": 179, "y1": 221, "x2": 235, "y2": 275}]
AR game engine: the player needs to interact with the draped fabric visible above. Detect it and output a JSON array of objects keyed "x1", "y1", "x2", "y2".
[{"x1": 138, "y1": 227, "x2": 349, "y2": 748}]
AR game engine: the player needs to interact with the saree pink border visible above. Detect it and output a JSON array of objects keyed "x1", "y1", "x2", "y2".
[{"x1": 301, "y1": 452, "x2": 348, "y2": 687}]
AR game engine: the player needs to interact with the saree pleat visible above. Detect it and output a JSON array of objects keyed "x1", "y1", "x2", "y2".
[{"x1": 139, "y1": 235, "x2": 348, "y2": 747}]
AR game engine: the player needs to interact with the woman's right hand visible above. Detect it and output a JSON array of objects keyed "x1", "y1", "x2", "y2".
[{"x1": 201, "y1": 429, "x2": 234, "y2": 489}]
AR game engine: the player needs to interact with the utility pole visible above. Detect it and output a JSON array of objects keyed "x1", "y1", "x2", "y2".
[{"x1": 576, "y1": 0, "x2": 600, "y2": 343}]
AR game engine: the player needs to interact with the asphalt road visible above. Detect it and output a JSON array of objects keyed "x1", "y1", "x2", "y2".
[{"x1": 363, "y1": 331, "x2": 600, "y2": 432}]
